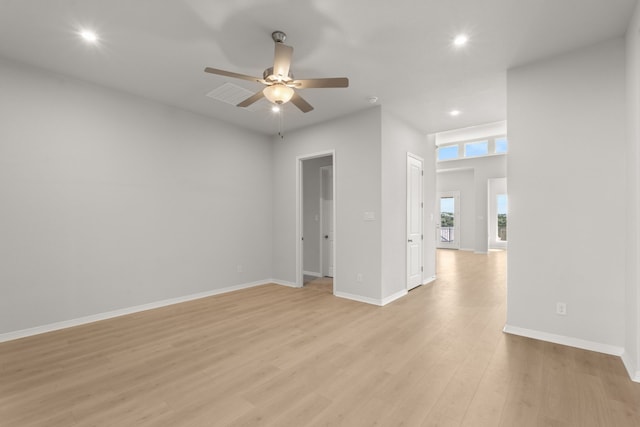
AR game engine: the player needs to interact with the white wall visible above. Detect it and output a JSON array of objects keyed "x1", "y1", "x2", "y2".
[
  {"x1": 506, "y1": 38, "x2": 627, "y2": 350},
  {"x1": 272, "y1": 107, "x2": 383, "y2": 301},
  {"x1": 303, "y1": 156, "x2": 333, "y2": 276},
  {"x1": 437, "y1": 155, "x2": 507, "y2": 253},
  {"x1": 272, "y1": 107, "x2": 436, "y2": 304},
  {"x1": 436, "y1": 169, "x2": 475, "y2": 251},
  {"x1": 625, "y1": 1, "x2": 640, "y2": 381},
  {"x1": 381, "y1": 112, "x2": 436, "y2": 300},
  {"x1": 0, "y1": 58, "x2": 273, "y2": 334}
]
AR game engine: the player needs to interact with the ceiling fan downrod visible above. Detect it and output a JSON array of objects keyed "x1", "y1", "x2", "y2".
[{"x1": 271, "y1": 31, "x2": 287, "y2": 44}]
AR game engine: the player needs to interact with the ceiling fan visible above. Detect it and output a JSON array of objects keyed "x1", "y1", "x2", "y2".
[{"x1": 204, "y1": 31, "x2": 349, "y2": 113}]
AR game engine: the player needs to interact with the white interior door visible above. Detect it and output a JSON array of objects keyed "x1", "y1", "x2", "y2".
[
  {"x1": 407, "y1": 154, "x2": 423, "y2": 290},
  {"x1": 437, "y1": 191, "x2": 460, "y2": 249},
  {"x1": 321, "y1": 166, "x2": 334, "y2": 277}
]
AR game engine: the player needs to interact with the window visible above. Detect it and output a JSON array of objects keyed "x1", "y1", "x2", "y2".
[
  {"x1": 464, "y1": 140, "x2": 488, "y2": 157},
  {"x1": 495, "y1": 137, "x2": 508, "y2": 153},
  {"x1": 437, "y1": 135, "x2": 507, "y2": 162},
  {"x1": 437, "y1": 145, "x2": 458, "y2": 161}
]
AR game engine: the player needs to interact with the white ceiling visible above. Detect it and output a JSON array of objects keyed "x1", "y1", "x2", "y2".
[{"x1": 0, "y1": 0, "x2": 636, "y2": 136}]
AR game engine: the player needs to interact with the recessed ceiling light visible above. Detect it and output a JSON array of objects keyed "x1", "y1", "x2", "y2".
[
  {"x1": 271, "y1": 105, "x2": 281, "y2": 113},
  {"x1": 453, "y1": 34, "x2": 468, "y2": 47},
  {"x1": 79, "y1": 29, "x2": 98, "y2": 43},
  {"x1": 449, "y1": 110, "x2": 461, "y2": 116}
]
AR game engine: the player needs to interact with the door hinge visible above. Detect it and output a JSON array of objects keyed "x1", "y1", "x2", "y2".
[
  {"x1": 301, "y1": 237, "x2": 304, "y2": 241},
  {"x1": 421, "y1": 234, "x2": 423, "y2": 240},
  {"x1": 421, "y1": 202, "x2": 423, "y2": 208},
  {"x1": 421, "y1": 266, "x2": 423, "y2": 272}
]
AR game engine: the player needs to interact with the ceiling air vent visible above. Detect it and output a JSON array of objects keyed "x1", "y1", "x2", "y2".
[{"x1": 206, "y1": 82, "x2": 266, "y2": 112}]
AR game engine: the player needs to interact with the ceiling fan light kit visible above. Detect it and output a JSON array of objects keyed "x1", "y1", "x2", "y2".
[
  {"x1": 263, "y1": 84, "x2": 294, "y2": 104},
  {"x1": 204, "y1": 31, "x2": 349, "y2": 113}
]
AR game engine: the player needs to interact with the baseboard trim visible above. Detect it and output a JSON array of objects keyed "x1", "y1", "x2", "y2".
[
  {"x1": 303, "y1": 271, "x2": 322, "y2": 278},
  {"x1": 270, "y1": 279, "x2": 301, "y2": 288},
  {"x1": 423, "y1": 275, "x2": 436, "y2": 285},
  {"x1": 0, "y1": 279, "x2": 271, "y2": 343},
  {"x1": 503, "y1": 324, "x2": 624, "y2": 356},
  {"x1": 334, "y1": 291, "x2": 383, "y2": 306},
  {"x1": 474, "y1": 251, "x2": 488, "y2": 255},
  {"x1": 333, "y1": 289, "x2": 407, "y2": 307},
  {"x1": 621, "y1": 351, "x2": 640, "y2": 383},
  {"x1": 381, "y1": 289, "x2": 408, "y2": 306}
]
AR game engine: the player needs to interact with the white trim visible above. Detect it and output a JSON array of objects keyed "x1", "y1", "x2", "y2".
[
  {"x1": 423, "y1": 275, "x2": 436, "y2": 285},
  {"x1": 503, "y1": 324, "x2": 624, "y2": 356},
  {"x1": 319, "y1": 165, "x2": 334, "y2": 278},
  {"x1": 271, "y1": 279, "x2": 301, "y2": 288},
  {"x1": 474, "y1": 251, "x2": 489, "y2": 255},
  {"x1": 335, "y1": 291, "x2": 383, "y2": 306},
  {"x1": 303, "y1": 271, "x2": 322, "y2": 278},
  {"x1": 621, "y1": 352, "x2": 640, "y2": 383},
  {"x1": 436, "y1": 167, "x2": 475, "y2": 174},
  {"x1": 439, "y1": 135, "x2": 506, "y2": 148},
  {"x1": 489, "y1": 242, "x2": 508, "y2": 250},
  {"x1": 334, "y1": 289, "x2": 408, "y2": 307},
  {"x1": 436, "y1": 151, "x2": 507, "y2": 164},
  {"x1": 382, "y1": 289, "x2": 408, "y2": 306},
  {"x1": 296, "y1": 156, "x2": 303, "y2": 288},
  {"x1": 460, "y1": 247, "x2": 475, "y2": 252},
  {"x1": 319, "y1": 165, "x2": 325, "y2": 278},
  {"x1": 0, "y1": 279, "x2": 271, "y2": 343}
]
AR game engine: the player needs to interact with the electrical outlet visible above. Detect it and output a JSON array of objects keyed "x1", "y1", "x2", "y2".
[
  {"x1": 356, "y1": 273, "x2": 363, "y2": 282},
  {"x1": 237, "y1": 265, "x2": 243, "y2": 273},
  {"x1": 556, "y1": 302, "x2": 567, "y2": 316}
]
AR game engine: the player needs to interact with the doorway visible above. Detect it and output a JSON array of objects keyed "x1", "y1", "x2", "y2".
[
  {"x1": 437, "y1": 191, "x2": 460, "y2": 249},
  {"x1": 488, "y1": 177, "x2": 508, "y2": 250},
  {"x1": 297, "y1": 151, "x2": 336, "y2": 292}
]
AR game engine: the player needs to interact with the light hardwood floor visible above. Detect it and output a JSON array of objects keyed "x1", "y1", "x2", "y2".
[{"x1": 1, "y1": 250, "x2": 639, "y2": 426}]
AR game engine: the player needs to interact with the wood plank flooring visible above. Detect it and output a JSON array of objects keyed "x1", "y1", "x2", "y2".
[{"x1": 1, "y1": 249, "x2": 639, "y2": 426}]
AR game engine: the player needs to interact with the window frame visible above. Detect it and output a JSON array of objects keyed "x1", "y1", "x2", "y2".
[{"x1": 436, "y1": 135, "x2": 507, "y2": 162}]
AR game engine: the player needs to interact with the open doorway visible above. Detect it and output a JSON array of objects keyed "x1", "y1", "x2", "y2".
[
  {"x1": 488, "y1": 178, "x2": 508, "y2": 250},
  {"x1": 297, "y1": 152, "x2": 335, "y2": 294},
  {"x1": 436, "y1": 191, "x2": 460, "y2": 249}
]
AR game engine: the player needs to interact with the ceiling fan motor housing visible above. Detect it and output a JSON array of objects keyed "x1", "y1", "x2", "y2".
[{"x1": 263, "y1": 67, "x2": 294, "y2": 83}]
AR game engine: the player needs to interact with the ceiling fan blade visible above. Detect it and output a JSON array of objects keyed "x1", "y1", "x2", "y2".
[
  {"x1": 291, "y1": 77, "x2": 349, "y2": 89},
  {"x1": 204, "y1": 67, "x2": 263, "y2": 83},
  {"x1": 290, "y1": 92, "x2": 314, "y2": 113},
  {"x1": 237, "y1": 90, "x2": 265, "y2": 108},
  {"x1": 273, "y1": 43, "x2": 293, "y2": 79}
]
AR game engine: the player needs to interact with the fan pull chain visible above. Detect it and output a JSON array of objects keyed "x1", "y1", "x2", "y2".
[{"x1": 278, "y1": 107, "x2": 285, "y2": 139}]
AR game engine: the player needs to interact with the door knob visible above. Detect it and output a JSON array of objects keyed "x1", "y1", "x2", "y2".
[
  {"x1": 324, "y1": 235, "x2": 329, "y2": 239},
  {"x1": 408, "y1": 239, "x2": 413, "y2": 242}
]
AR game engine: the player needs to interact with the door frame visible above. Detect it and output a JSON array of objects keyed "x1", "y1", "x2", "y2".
[
  {"x1": 296, "y1": 150, "x2": 336, "y2": 290},
  {"x1": 407, "y1": 153, "x2": 424, "y2": 290},
  {"x1": 437, "y1": 191, "x2": 460, "y2": 249},
  {"x1": 319, "y1": 165, "x2": 334, "y2": 278}
]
